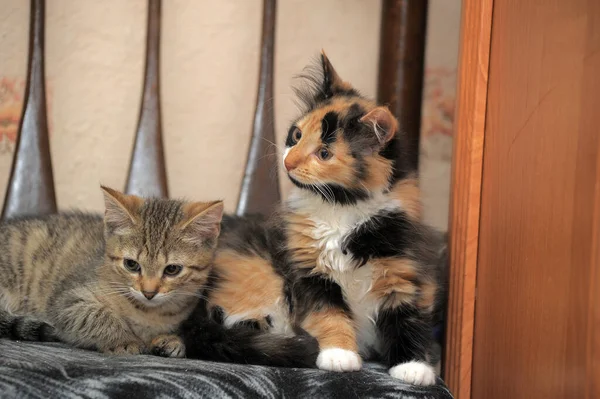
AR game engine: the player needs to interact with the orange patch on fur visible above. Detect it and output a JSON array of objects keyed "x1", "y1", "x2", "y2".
[
  {"x1": 418, "y1": 279, "x2": 437, "y2": 313},
  {"x1": 284, "y1": 212, "x2": 322, "y2": 270},
  {"x1": 390, "y1": 177, "x2": 422, "y2": 220},
  {"x1": 210, "y1": 250, "x2": 284, "y2": 319},
  {"x1": 371, "y1": 258, "x2": 419, "y2": 310},
  {"x1": 363, "y1": 155, "x2": 394, "y2": 191},
  {"x1": 302, "y1": 309, "x2": 358, "y2": 351},
  {"x1": 312, "y1": 138, "x2": 356, "y2": 186}
]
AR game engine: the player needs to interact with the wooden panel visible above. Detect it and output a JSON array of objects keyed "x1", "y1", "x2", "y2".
[
  {"x1": 2, "y1": 0, "x2": 56, "y2": 219},
  {"x1": 125, "y1": 0, "x2": 168, "y2": 198},
  {"x1": 472, "y1": 0, "x2": 600, "y2": 398},
  {"x1": 236, "y1": 0, "x2": 280, "y2": 216},
  {"x1": 377, "y1": 0, "x2": 428, "y2": 171},
  {"x1": 591, "y1": 149, "x2": 600, "y2": 399},
  {"x1": 443, "y1": 0, "x2": 493, "y2": 397}
]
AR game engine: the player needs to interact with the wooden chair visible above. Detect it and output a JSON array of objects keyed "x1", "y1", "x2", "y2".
[
  {"x1": 4, "y1": 0, "x2": 428, "y2": 220},
  {"x1": 3, "y1": 0, "x2": 440, "y2": 379}
]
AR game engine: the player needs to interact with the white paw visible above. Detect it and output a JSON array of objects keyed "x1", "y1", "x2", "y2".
[
  {"x1": 389, "y1": 361, "x2": 436, "y2": 386},
  {"x1": 316, "y1": 348, "x2": 362, "y2": 372}
]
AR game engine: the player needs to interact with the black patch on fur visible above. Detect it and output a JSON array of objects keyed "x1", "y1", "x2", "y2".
[
  {"x1": 376, "y1": 305, "x2": 433, "y2": 367},
  {"x1": 341, "y1": 103, "x2": 379, "y2": 150},
  {"x1": 288, "y1": 176, "x2": 370, "y2": 206},
  {"x1": 379, "y1": 136, "x2": 410, "y2": 183},
  {"x1": 284, "y1": 285, "x2": 294, "y2": 314},
  {"x1": 342, "y1": 210, "x2": 416, "y2": 266},
  {"x1": 237, "y1": 319, "x2": 262, "y2": 331},
  {"x1": 218, "y1": 214, "x2": 272, "y2": 258},
  {"x1": 285, "y1": 125, "x2": 298, "y2": 147},
  {"x1": 181, "y1": 300, "x2": 319, "y2": 368},
  {"x1": 293, "y1": 273, "x2": 351, "y2": 320},
  {"x1": 341, "y1": 103, "x2": 365, "y2": 134},
  {"x1": 338, "y1": 102, "x2": 409, "y2": 186},
  {"x1": 209, "y1": 306, "x2": 225, "y2": 325},
  {"x1": 321, "y1": 112, "x2": 339, "y2": 144}
]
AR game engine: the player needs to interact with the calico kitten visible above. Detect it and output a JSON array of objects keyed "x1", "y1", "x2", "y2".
[
  {"x1": 0, "y1": 186, "x2": 223, "y2": 356},
  {"x1": 183, "y1": 53, "x2": 444, "y2": 385}
]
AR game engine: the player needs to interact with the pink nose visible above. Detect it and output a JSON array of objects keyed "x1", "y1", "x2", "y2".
[{"x1": 284, "y1": 158, "x2": 295, "y2": 172}]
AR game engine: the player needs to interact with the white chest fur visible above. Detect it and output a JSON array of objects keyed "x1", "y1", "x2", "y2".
[{"x1": 288, "y1": 190, "x2": 403, "y2": 356}]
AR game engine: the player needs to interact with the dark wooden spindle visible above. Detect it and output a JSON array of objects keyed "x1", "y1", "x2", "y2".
[
  {"x1": 377, "y1": 0, "x2": 428, "y2": 171},
  {"x1": 125, "y1": 0, "x2": 168, "y2": 198},
  {"x1": 236, "y1": 0, "x2": 280, "y2": 216},
  {"x1": 2, "y1": 0, "x2": 57, "y2": 219}
]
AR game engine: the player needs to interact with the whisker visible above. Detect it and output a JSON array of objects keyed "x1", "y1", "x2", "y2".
[{"x1": 260, "y1": 136, "x2": 284, "y2": 151}]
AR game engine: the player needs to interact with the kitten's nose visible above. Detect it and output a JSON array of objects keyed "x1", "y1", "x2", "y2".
[
  {"x1": 142, "y1": 291, "x2": 157, "y2": 300},
  {"x1": 284, "y1": 157, "x2": 296, "y2": 172}
]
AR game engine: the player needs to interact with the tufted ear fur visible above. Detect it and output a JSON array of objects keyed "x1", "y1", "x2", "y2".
[
  {"x1": 360, "y1": 106, "x2": 398, "y2": 145},
  {"x1": 179, "y1": 201, "x2": 224, "y2": 247},
  {"x1": 320, "y1": 50, "x2": 355, "y2": 98},
  {"x1": 101, "y1": 186, "x2": 143, "y2": 234}
]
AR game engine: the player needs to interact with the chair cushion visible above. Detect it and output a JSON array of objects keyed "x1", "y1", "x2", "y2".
[{"x1": 0, "y1": 340, "x2": 453, "y2": 398}]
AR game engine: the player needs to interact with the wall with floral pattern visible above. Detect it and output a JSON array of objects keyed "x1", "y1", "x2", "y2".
[{"x1": 420, "y1": 1, "x2": 461, "y2": 231}]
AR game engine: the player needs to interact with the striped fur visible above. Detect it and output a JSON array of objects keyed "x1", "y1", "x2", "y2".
[{"x1": 0, "y1": 186, "x2": 223, "y2": 356}]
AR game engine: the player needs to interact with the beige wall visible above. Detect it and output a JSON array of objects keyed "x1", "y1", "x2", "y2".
[
  {"x1": 0, "y1": 0, "x2": 460, "y2": 230},
  {"x1": 0, "y1": 0, "x2": 381, "y2": 211}
]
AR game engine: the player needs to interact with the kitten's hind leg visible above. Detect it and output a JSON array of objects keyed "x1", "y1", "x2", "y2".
[
  {"x1": 377, "y1": 304, "x2": 437, "y2": 386},
  {"x1": 0, "y1": 309, "x2": 58, "y2": 341}
]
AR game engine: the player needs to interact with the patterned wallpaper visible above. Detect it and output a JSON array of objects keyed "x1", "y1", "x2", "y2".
[
  {"x1": 0, "y1": 78, "x2": 23, "y2": 154},
  {"x1": 419, "y1": 1, "x2": 461, "y2": 231}
]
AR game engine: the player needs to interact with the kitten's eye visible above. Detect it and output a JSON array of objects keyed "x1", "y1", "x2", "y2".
[
  {"x1": 294, "y1": 129, "x2": 302, "y2": 142},
  {"x1": 123, "y1": 258, "x2": 141, "y2": 273},
  {"x1": 164, "y1": 264, "x2": 183, "y2": 277},
  {"x1": 318, "y1": 147, "x2": 332, "y2": 160}
]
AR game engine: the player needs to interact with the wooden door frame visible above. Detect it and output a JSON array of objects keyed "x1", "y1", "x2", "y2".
[{"x1": 444, "y1": 0, "x2": 494, "y2": 398}]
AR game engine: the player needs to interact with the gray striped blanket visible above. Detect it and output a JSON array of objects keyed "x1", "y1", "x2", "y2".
[{"x1": 0, "y1": 340, "x2": 453, "y2": 398}]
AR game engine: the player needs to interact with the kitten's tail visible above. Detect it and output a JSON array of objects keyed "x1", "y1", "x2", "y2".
[
  {"x1": 180, "y1": 318, "x2": 319, "y2": 368},
  {"x1": 0, "y1": 309, "x2": 58, "y2": 341}
]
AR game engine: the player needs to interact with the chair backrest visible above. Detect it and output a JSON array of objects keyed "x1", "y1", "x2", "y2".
[{"x1": 2, "y1": 0, "x2": 428, "y2": 220}]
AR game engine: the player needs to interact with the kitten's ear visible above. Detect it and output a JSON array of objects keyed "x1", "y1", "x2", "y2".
[
  {"x1": 100, "y1": 186, "x2": 142, "y2": 234},
  {"x1": 360, "y1": 106, "x2": 398, "y2": 145},
  {"x1": 180, "y1": 201, "x2": 224, "y2": 246},
  {"x1": 321, "y1": 50, "x2": 354, "y2": 97}
]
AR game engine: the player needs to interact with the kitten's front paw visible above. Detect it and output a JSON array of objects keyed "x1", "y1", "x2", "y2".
[
  {"x1": 151, "y1": 334, "x2": 186, "y2": 358},
  {"x1": 104, "y1": 342, "x2": 147, "y2": 356},
  {"x1": 389, "y1": 361, "x2": 436, "y2": 386},
  {"x1": 316, "y1": 348, "x2": 362, "y2": 372}
]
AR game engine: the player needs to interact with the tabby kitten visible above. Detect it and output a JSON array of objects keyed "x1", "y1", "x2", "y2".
[
  {"x1": 0, "y1": 186, "x2": 223, "y2": 356},
  {"x1": 184, "y1": 53, "x2": 443, "y2": 385}
]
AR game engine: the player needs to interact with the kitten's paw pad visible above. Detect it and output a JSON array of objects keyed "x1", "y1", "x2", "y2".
[
  {"x1": 316, "y1": 348, "x2": 362, "y2": 372},
  {"x1": 151, "y1": 334, "x2": 186, "y2": 358},
  {"x1": 389, "y1": 361, "x2": 436, "y2": 386},
  {"x1": 104, "y1": 342, "x2": 146, "y2": 356}
]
